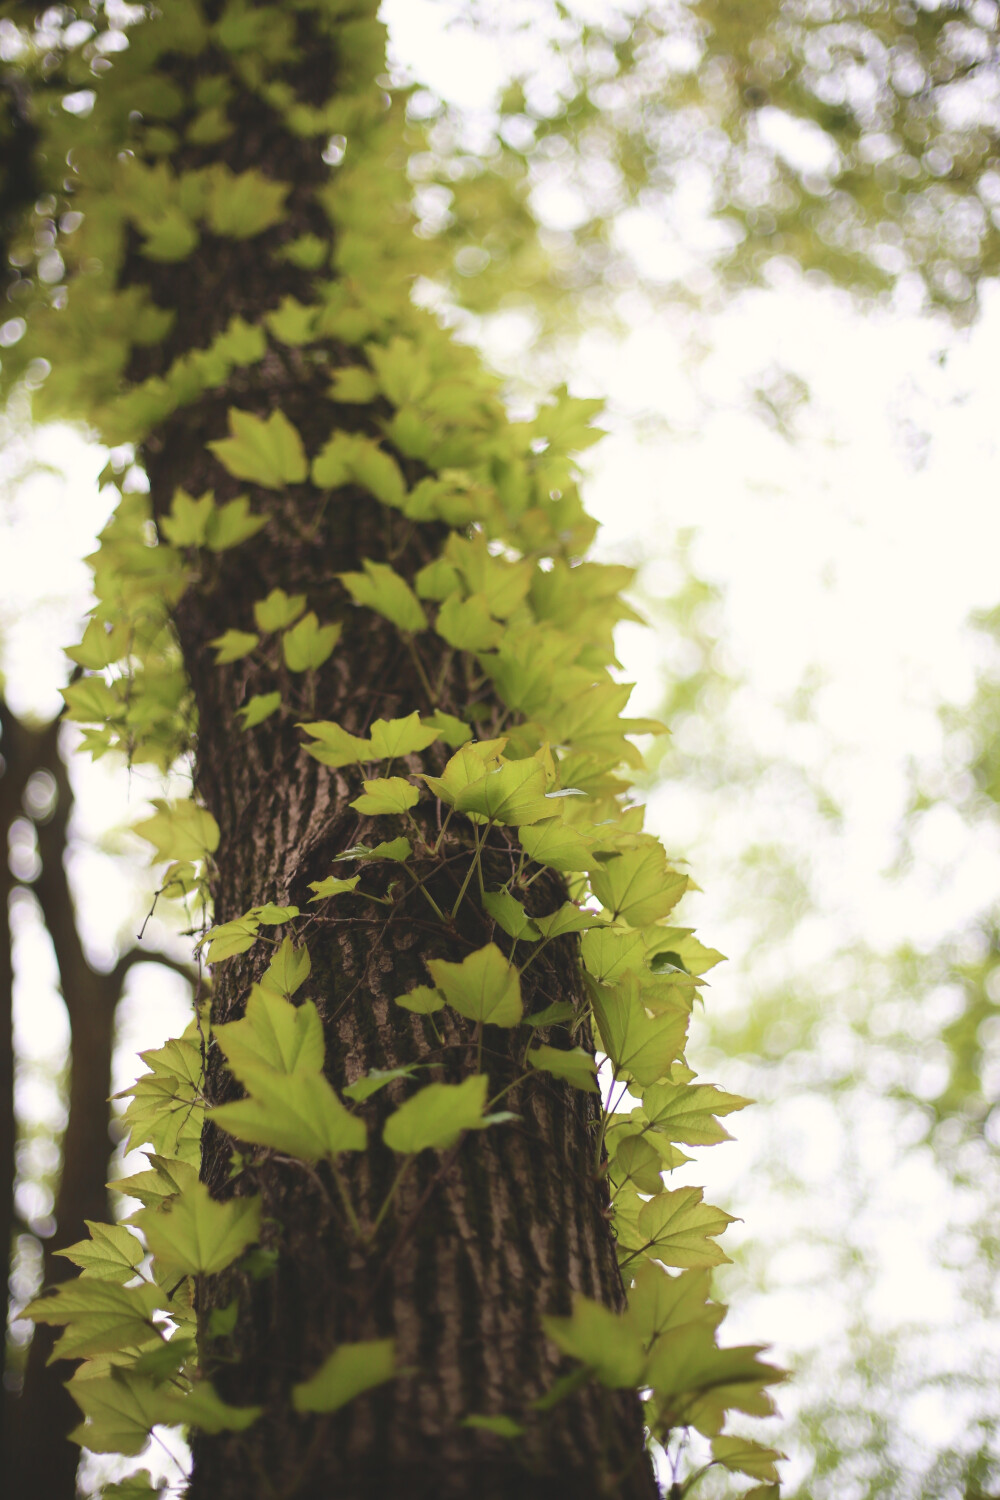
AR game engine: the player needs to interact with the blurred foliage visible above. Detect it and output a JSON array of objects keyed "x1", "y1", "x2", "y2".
[
  {"x1": 406, "y1": 0, "x2": 999, "y2": 331},
  {"x1": 1, "y1": 0, "x2": 998, "y2": 361}
]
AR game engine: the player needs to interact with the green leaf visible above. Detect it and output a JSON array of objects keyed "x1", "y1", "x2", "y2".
[
  {"x1": 250, "y1": 902, "x2": 299, "y2": 926},
  {"x1": 207, "y1": 408, "x2": 307, "y2": 489},
  {"x1": 482, "y1": 890, "x2": 540, "y2": 942},
  {"x1": 210, "y1": 628, "x2": 259, "y2": 664},
  {"x1": 312, "y1": 431, "x2": 406, "y2": 509},
  {"x1": 164, "y1": 1377, "x2": 263, "y2": 1434},
  {"x1": 134, "y1": 800, "x2": 220, "y2": 864},
  {"x1": 206, "y1": 495, "x2": 267, "y2": 551},
  {"x1": 100, "y1": 1471, "x2": 160, "y2": 1498},
  {"x1": 136, "y1": 1180, "x2": 261, "y2": 1276},
  {"x1": 610, "y1": 1134, "x2": 667, "y2": 1194},
  {"x1": 308, "y1": 874, "x2": 361, "y2": 901},
  {"x1": 422, "y1": 709, "x2": 472, "y2": 748},
  {"x1": 299, "y1": 719, "x2": 371, "y2": 768},
  {"x1": 26, "y1": 1279, "x2": 161, "y2": 1362},
  {"x1": 328, "y1": 366, "x2": 378, "y2": 403},
  {"x1": 265, "y1": 296, "x2": 317, "y2": 344},
  {"x1": 640, "y1": 1082, "x2": 751, "y2": 1146},
  {"x1": 237, "y1": 692, "x2": 282, "y2": 730},
  {"x1": 435, "y1": 592, "x2": 503, "y2": 652},
  {"x1": 160, "y1": 487, "x2": 215, "y2": 546},
  {"x1": 463, "y1": 1414, "x2": 524, "y2": 1438},
  {"x1": 282, "y1": 612, "x2": 341, "y2": 672},
  {"x1": 210, "y1": 1069, "x2": 365, "y2": 1162},
  {"x1": 349, "y1": 777, "x2": 419, "y2": 815},
  {"x1": 632, "y1": 1187, "x2": 735, "y2": 1269},
  {"x1": 65, "y1": 1368, "x2": 165, "y2": 1456},
  {"x1": 259, "y1": 937, "x2": 311, "y2": 997},
  {"x1": 589, "y1": 845, "x2": 689, "y2": 927},
  {"x1": 56, "y1": 1221, "x2": 145, "y2": 1283},
  {"x1": 427, "y1": 945, "x2": 523, "y2": 1027},
  {"x1": 527, "y1": 1044, "x2": 599, "y2": 1093},
  {"x1": 292, "y1": 1338, "x2": 396, "y2": 1413},
  {"x1": 338, "y1": 560, "x2": 426, "y2": 633},
  {"x1": 111, "y1": 1153, "x2": 198, "y2": 1212},
  {"x1": 343, "y1": 1065, "x2": 417, "y2": 1102},
  {"x1": 65, "y1": 617, "x2": 130, "y2": 670},
  {"x1": 590, "y1": 975, "x2": 688, "y2": 1086},
  {"x1": 138, "y1": 206, "x2": 199, "y2": 262},
  {"x1": 643, "y1": 1322, "x2": 782, "y2": 1436},
  {"x1": 203, "y1": 915, "x2": 260, "y2": 963},
  {"x1": 517, "y1": 822, "x2": 592, "y2": 873},
  {"x1": 580, "y1": 927, "x2": 647, "y2": 984},
  {"x1": 61, "y1": 675, "x2": 121, "y2": 728},
  {"x1": 711, "y1": 1435, "x2": 784, "y2": 1483},
  {"x1": 394, "y1": 984, "x2": 444, "y2": 1015},
  {"x1": 383, "y1": 1075, "x2": 489, "y2": 1152},
  {"x1": 419, "y1": 740, "x2": 507, "y2": 806},
  {"x1": 454, "y1": 757, "x2": 552, "y2": 826},
  {"x1": 336, "y1": 837, "x2": 412, "y2": 862},
  {"x1": 533, "y1": 904, "x2": 606, "y2": 939},
  {"x1": 522, "y1": 1000, "x2": 577, "y2": 1028},
  {"x1": 67, "y1": 1368, "x2": 260, "y2": 1455},
  {"x1": 254, "y1": 588, "x2": 307, "y2": 632},
  {"x1": 214, "y1": 987, "x2": 325, "y2": 1079},
  {"x1": 542, "y1": 1295, "x2": 646, "y2": 1388},
  {"x1": 368, "y1": 711, "x2": 438, "y2": 758},
  {"x1": 624, "y1": 1263, "x2": 722, "y2": 1345},
  {"x1": 205, "y1": 167, "x2": 288, "y2": 238},
  {"x1": 415, "y1": 556, "x2": 461, "y2": 600}
]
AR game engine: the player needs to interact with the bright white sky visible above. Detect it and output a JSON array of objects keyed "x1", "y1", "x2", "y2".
[{"x1": 2, "y1": 3, "x2": 999, "y2": 1495}]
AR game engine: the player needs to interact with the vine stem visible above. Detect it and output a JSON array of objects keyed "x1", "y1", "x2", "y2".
[
  {"x1": 367, "y1": 1159, "x2": 412, "y2": 1241},
  {"x1": 328, "y1": 1158, "x2": 362, "y2": 1239},
  {"x1": 593, "y1": 1075, "x2": 629, "y2": 1173},
  {"x1": 449, "y1": 823, "x2": 483, "y2": 919},
  {"x1": 486, "y1": 1070, "x2": 531, "y2": 1110},
  {"x1": 405, "y1": 634, "x2": 437, "y2": 705},
  {"x1": 400, "y1": 861, "x2": 448, "y2": 922}
]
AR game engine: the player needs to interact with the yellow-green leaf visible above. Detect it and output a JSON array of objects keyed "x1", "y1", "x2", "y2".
[
  {"x1": 482, "y1": 889, "x2": 539, "y2": 942},
  {"x1": 394, "y1": 984, "x2": 444, "y2": 1015},
  {"x1": 589, "y1": 845, "x2": 689, "y2": 928},
  {"x1": 56, "y1": 1221, "x2": 145, "y2": 1283},
  {"x1": 208, "y1": 408, "x2": 307, "y2": 489},
  {"x1": 527, "y1": 1044, "x2": 599, "y2": 1093},
  {"x1": 368, "y1": 711, "x2": 438, "y2": 759},
  {"x1": 254, "y1": 588, "x2": 307, "y2": 632},
  {"x1": 590, "y1": 975, "x2": 687, "y2": 1086},
  {"x1": 292, "y1": 1338, "x2": 396, "y2": 1413},
  {"x1": 338, "y1": 560, "x2": 426, "y2": 634},
  {"x1": 136, "y1": 1179, "x2": 261, "y2": 1276},
  {"x1": 383, "y1": 1075, "x2": 490, "y2": 1152},
  {"x1": 237, "y1": 692, "x2": 282, "y2": 730},
  {"x1": 427, "y1": 944, "x2": 522, "y2": 1027},
  {"x1": 134, "y1": 799, "x2": 220, "y2": 864},
  {"x1": 349, "y1": 777, "x2": 419, "y2": 816},
  {"x1": 282, "y1": 612, "x2": 341, "y2": 671},
  {"x1": 210, "y1": 628, "x2": 259, "y2": 664},
  {"x1": 210, "y1": 1069, "x2": 365, "y2": 1162},
  {"x1": 435, "y1": 592, "x2": 503, "y2": 652},
  {"x1": 214, "y1": 986, "x2": 325, "y2": 1079},
  {"x1": 308, "y1": 874, "x2": 361, "y2": 901}
]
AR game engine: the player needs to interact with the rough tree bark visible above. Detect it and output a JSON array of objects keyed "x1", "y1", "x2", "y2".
[{"x1": 109, "y1": 7, "x2": 659, "y2": 1499}]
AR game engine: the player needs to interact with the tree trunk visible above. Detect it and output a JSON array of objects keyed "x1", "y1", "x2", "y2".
[
  {"x1": 3, "y1": 708, "x2": 194, "y2": 1499},
  {"x1": 117, "y1": 5, "x2": 657, "y2": 1497},
  {"x1": 9, "y1": 724, "x2": 117, "y2": 1500}
]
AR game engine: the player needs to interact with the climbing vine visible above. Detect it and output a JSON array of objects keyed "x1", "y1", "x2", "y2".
[{"x1": 6, "y1": 2, "x2": 783, "y2": 1495}]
